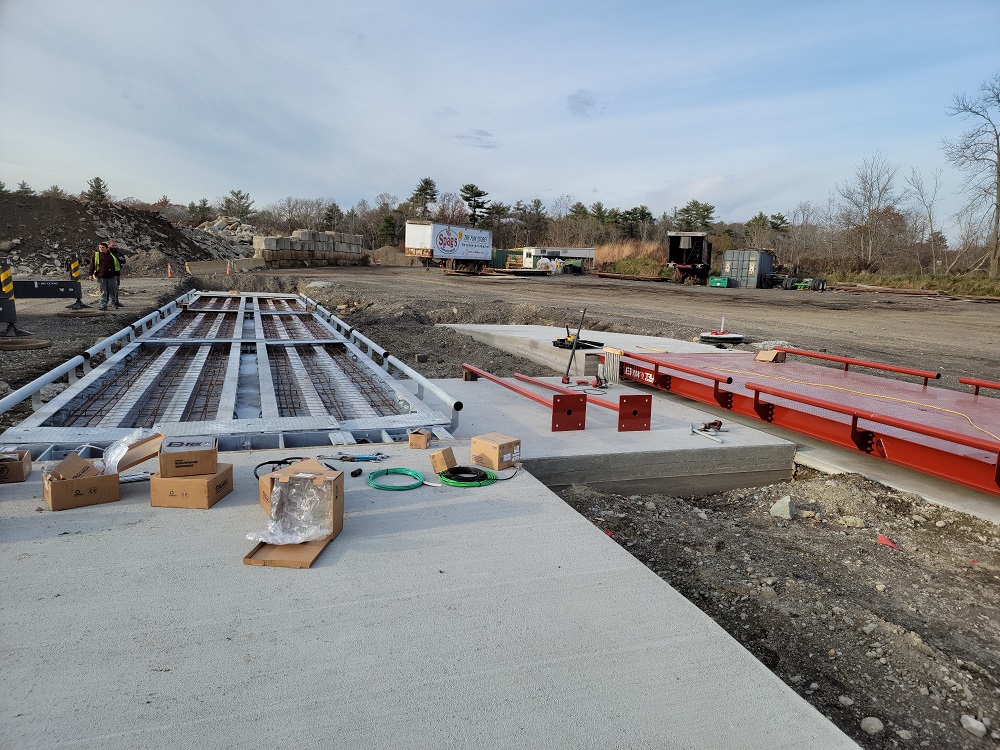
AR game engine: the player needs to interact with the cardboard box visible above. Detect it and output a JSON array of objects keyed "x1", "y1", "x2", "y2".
[
  {"x1": 754, "y1": 349, "x2": 787, "y2": 363},
  {"x1": 150, "y1": 464, "x2": 234, "y2": 509},
  {"x1": 258, "y1": 458, "x2": 333, "y2": 512},
  {"x1": 0, "y1": 449, "x2": 33, "y2": 483},
  {"x1": 245, "y1": 469, "x2": 345, "y2": 569},
  {"x1": 158, "y1": 436, "x2": 218, "y2": 478},
  {"x1": 429, "y1": 446, "x2": 457, "y2": 474},
  {"x1": 470, "y1": 432, "x2": 521, "y2": 470},
  {"x1": 43, "y1": 435, "x2": 162, "y2": 511},
  {"x1": 408, "y1": 428, "x2": 432, "y2": 449}
]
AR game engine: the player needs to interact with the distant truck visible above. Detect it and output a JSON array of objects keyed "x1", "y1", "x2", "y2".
[
  {"x1": 404, "y1": 221, "x2": 493, "y2": 271},
  {"x1": 520, "y1": 247, "x2": 595, "y2": 273},
  {"x1": 665, "y1": 232, "x2": 712, "y2": 284}
]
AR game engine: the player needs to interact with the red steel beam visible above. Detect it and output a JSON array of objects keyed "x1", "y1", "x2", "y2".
[
  {"x1": 774, "y1": 346, "x2": 941, "y2": 386},
  {"x1": 461, "y1": 363, "x2": 586, "y2": 431},
  {"x1": 512, "y1": 373, "x2": 652, "y2": 431},
  {"x1": 960, "y1": 377, "x2": 1000, "y2": 396}
]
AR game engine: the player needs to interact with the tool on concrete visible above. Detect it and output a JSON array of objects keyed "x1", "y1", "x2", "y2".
[
  {"x1": 690, "y1": 423, "x2": 723, "y2": 443},
  {"x1": 350, "y1": 468, "x2": 363, "y2": 478},
  {"x1": 320, "y1": 452, "x2": 390, "y2": 463},
  {"x1": 561, "y1": 308, "x2": 587, "y2": 384}
]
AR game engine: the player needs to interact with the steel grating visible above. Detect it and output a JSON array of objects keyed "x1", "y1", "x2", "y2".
[
  {"x1": 616, "y1": 349, "x2": 1000, "y2": 496},
  {"x1": 2, "y1": 291, "x2": 460, "y2": 453}
]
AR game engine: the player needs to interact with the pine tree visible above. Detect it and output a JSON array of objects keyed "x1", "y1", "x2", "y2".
[
  {"x1": 84, "y1": 177, "x2": 110, "y2": 202},
  {"x1": 41, "y1": 185, "x2": 67, "y2": 198},
  {"x1": 410, "y1": 178, "x2": 439, "y2": 219},
  {"x1": 221, "y1": 190, "x2": 254, "y2": 221},
  {"x1": 322, "y1": 202, "x2": 345, "y2": 231},
  {"x1": 187, "y1": 198, "x2": 213, "y2": 223},
  {"x1": 459, "y1": 184, "x2": 489, "y2": 226},
  {"x1": 0, "y1": 180, "x2": 8, "y2": 193},
  {"x1": 15, "y1": 181, "x2": 35, "y2": 196}
]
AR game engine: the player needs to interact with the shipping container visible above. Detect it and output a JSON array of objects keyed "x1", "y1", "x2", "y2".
[{"x1": 720, "y1": 249, "x2": 776, "y2": 288}]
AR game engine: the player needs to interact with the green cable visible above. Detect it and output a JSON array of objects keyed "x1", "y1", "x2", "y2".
[
  {"x1": 438, "y1": 467, "x2": 498, "y2": 488},
  {"x1": 367, "y1": 467, "x2": 425, "y2": 491}
]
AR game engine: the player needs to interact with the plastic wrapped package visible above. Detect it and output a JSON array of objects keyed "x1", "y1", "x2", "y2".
[
  {"x1": 247, "y1": 474, "x2": 334, "y2": 545},
  {"x1": 103, "y1": 428, "x2": 156, "y2": 474}
]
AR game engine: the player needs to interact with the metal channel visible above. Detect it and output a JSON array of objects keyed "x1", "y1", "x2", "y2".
[{"x1": 1, "y1": 291, "x2": 460, "y2": 452}]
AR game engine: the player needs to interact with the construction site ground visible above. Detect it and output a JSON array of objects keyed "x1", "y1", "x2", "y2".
[{"x1": 3, "y1": 266, "x2": 1000, "y2": 749}]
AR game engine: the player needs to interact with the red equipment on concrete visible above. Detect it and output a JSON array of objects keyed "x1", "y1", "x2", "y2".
[
  {"x1": 610, "y1": 347, "x2": 1000, "y2": 497},
  {"x1": 512, "y1": 373, "x2": 652, "y2": 432},
  {"x1": 461, "y1": 363, "x2": 587, "y2": 431}
]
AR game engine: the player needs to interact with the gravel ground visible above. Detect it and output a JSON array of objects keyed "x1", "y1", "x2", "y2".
[{"x1": 4, "y1": 267, "x2": 1000, "y2": 748}]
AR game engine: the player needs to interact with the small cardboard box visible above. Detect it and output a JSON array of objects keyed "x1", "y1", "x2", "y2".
[
  {"x1": 0, "y1": 449, "x2": 33, "y2": 483},
  {"x1": 150, "y1": 464, "x2": 234, "y2": 509},
  {"x1": 258, "y1": 458, "x2": 333, "y2": 512},
  {"x1": 245, "y1": 469, "x2": 345, "y2": 569},
  {"x1": 43, "y1": 435, "x2": 162, "y2": 511},
  {"x1": 470, "y1": 432, "x2": 521, "y2": 470},
  {"x1": 158, "y1": 436, "x2": 218, "y2": 478},
  {"x1": 429, "y1": 446, "x2": 457, "y2": 474},
  {"x1": 754, "y1": 349, "x2": 787, "y2": 363},
  {"x1": 408, "y1": 428, "x2": 432, "y2": 449}
]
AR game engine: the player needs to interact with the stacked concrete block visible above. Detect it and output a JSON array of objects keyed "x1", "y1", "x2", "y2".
[{"x1": 253, "y1": 230, "x2": 366, "y2": 267}]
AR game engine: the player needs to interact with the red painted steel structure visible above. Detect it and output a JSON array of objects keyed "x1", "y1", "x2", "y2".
[
  {"x1": 461, "y1": 363, "x2": 587, "y2": 431},
  {"x1": 512, "y1": 373, "x2": 652, "y2": 431},
  {"x1": 614, "y1": 349, "x2": 1000, "y2": 497}
]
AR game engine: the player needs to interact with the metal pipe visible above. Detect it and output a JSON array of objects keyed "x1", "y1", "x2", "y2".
[
  {"x1": 623, "y1": 350, "x2": 733, "y2": 385},
  {"x1": 774, "y1": 346, "x2": 940, "y2": 385},
  {"x1": 513, "y1": 373, "x2": 618, "y2": 411},
  {"x1": 462, "y1": 363, "x2": 556, "y2": 409},
  {"x1": 960, "y1": 377, "x2": 1000, "y2": 396},
  {"x1": 745, "y1": 380, "x2": 1000, "y2": 454},
  {"x1": 0, "y1": 355, "x2": 85, "y2": 414},
  {"x1": 386, "y1": 355, "x2": 464, "y2": 414}
]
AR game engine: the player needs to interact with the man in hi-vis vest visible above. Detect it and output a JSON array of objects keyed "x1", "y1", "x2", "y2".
[{"x1": 88, "y1": 242, "x2": 121, "y2": 310}]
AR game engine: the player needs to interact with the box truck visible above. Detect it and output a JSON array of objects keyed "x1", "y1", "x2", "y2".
[{"x1": 404, "y1": 221, "x2": 493, "y2": 271}]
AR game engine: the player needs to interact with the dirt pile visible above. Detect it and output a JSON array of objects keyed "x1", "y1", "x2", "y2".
[{"x1": 0, "y1": 194, "x2": 244, "y2": 277}]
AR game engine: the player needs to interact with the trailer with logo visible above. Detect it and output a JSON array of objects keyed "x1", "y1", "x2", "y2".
[{"x1": 404, "y1": 221, "x2": 493, "y2": 271}]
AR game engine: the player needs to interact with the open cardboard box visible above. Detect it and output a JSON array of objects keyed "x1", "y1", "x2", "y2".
[
  {"x1": 0, "y1": 449, "x2": 33, "y2": 484},
  {"x1": 246, "y1": 463, "x2": 345, "y2": 569},
  {"x1": 258, "y1": 458, "x2": 335, "y2": 511},
  {"x1": 43, "y1": 434, "x2": 163, "y2": 511},
  {"x1": 150, "y1": 463, "x2": 234, "y2": 509}
]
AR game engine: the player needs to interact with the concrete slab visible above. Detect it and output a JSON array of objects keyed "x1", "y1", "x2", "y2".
[
  {"x1": 426, "y1": 377, "x2": 795, "y2": 495},
  {"x1": 0, "y1": 445, "x2": 857, "y2": 749},
  {"x1": 446, "y1": 325, "x2": 1000, "y2": 522},
  {"x1": 445, "y1": 324, "x2": 735, "y2": 377}
]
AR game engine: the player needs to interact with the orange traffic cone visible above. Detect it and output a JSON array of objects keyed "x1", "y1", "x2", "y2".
[
  {"x1": 226, "y1": 260, "x2": 232, "y2": 275},
  {"x1": 167, "y1": 263, "x2": 174, "y2": 278}
]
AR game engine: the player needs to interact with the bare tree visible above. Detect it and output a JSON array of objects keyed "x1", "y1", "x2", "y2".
[
  {"x1": 837, "y1": 152, "x2": 901, "y2": 270},
  {"x1": 943, "y1": 73, "x2": 1000, "y2": 277},
  {"x1": 904, "y1": 167, "x2": 943, "y2": 274}
]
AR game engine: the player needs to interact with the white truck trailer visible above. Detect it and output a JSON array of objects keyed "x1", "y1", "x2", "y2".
[{"x1": 404, "y1": 221, "x2": 493, "y2": 270}]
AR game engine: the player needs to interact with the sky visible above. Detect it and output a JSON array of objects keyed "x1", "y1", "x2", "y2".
[{"x1": 0, "y1": 0, "x2": 998, "y2": 235}]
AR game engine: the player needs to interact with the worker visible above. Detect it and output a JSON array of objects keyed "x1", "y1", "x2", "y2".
[{"x1": 88, "y1": 242, "x2": 122, "y2": 310}]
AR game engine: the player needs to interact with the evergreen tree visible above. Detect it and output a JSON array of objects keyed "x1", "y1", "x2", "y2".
[
  {"x1": 0, "y1": 180, "x2": 7, "y2": 193},
  {"x1": 676, "y1": 200, "x2": 716, "y2": 231},
  {"x1": 568, "y1": 201, "x2": 590, "y2": 219},
  {"x1": 221, "y1": 190, "x2": 254, "y2": 221},
  {"x1": 84, "y1": 177, "x2": 110, "y2": 202},
  {"x1": 409, "y1": 178, "x2": 439, "y2": 219},
  {"x1": 459, "y1": 183, "x2": 489, "y2": 226},
  {"x1": 378, "y1": 213, "x2": 398, "y2": 246},
  {"x1": 15, "y1": 181, "x2": 35, "y2": 196},
  {"x1": 322, "y1": 202, "x2": 345, "y2": 231},
  {"x1": 41, "y1": 185, "x2": 67, "y2": 198},
  {"x1": 187, "y1": 198, "x2": 213, "y2": 223}
]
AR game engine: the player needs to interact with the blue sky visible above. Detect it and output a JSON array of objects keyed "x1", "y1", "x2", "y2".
[{"x1": 0, "y1": 0, "x2": 997, "y2": 234}]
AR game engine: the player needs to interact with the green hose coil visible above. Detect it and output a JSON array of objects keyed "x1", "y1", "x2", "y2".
[{"x1": 366, "y1": 467, "x2": 425, "y2": 491}]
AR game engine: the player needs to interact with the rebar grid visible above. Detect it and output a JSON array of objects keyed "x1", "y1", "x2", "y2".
[{"x1": 182, "y1": 346, "x2": 231, "y2": 421}]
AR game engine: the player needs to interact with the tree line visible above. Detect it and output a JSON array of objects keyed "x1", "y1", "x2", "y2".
[{"x1": 3, "y1": 73, "x2": 997, "y2": 277}]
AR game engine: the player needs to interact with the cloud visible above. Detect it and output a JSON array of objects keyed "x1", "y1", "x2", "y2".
[
  {"x1": 453, "y1": 129, "x2": 499, "y2": 149},
  {"x1": 567, "y1": 89, "x2": 602, "y2": 118}
]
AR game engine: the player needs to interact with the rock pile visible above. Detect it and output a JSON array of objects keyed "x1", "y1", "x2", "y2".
[{"x1": 193, "y1": 216, "x2": 257, "y2": 249}]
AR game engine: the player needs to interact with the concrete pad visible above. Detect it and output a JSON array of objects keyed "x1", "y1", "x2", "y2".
[
  {"x1": 428, "y1": 377, "x2": 795, "y2": 495},
  {"x1": 445, "y1": 324, "x2": 734, "y2": 377},
  {"x1": 0, "y1": 445, "x2": 857, "y2": 749}
]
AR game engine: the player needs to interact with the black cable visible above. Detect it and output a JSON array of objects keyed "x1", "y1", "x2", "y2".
[{"x1": 253, "y1": 456, "x2": 307, "y2": 479}]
